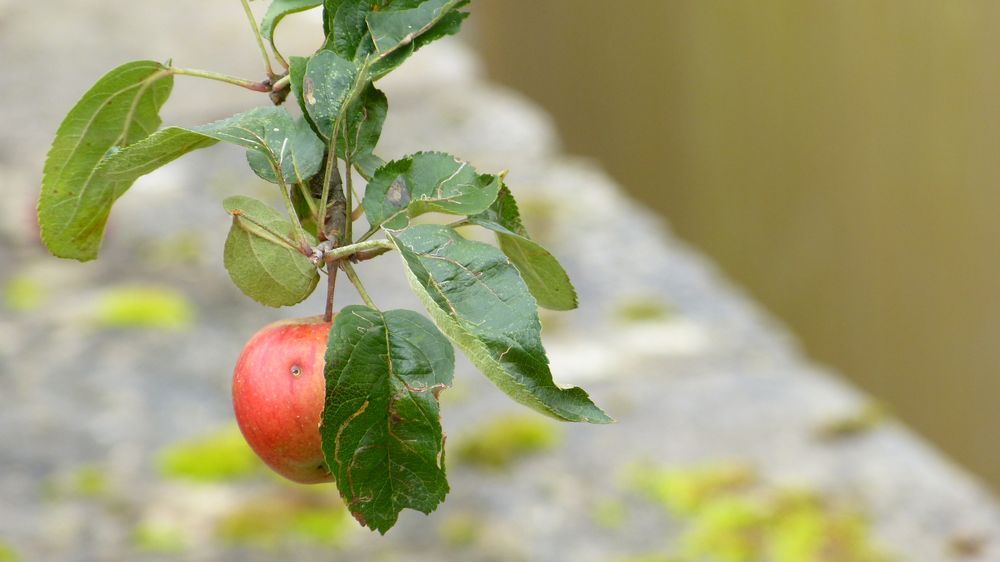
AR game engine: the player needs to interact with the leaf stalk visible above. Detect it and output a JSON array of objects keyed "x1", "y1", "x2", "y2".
[
  {"x1": 170, "y1": 67, "x2": 271, "y2": 92},
  {"x1": 342, "y1": 262, "x2": 377, "y2": 309},
  {"x1": 239, "y1": 0, "x2": 278, "y2": 79}
]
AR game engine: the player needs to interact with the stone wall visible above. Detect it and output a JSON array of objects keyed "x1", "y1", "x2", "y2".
[{"x1": 1, "y1": 3, "x2": 999, "y2": 560}]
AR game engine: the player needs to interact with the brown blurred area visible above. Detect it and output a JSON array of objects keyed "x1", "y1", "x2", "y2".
[{"x1": 476, "y1": 1, "x2": 1000, "y2": 488}]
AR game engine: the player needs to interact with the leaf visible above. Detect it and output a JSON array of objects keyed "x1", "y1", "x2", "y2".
[
  {"x1": 472, "y1": 182, "x2": 526, "y2": 236},
  {"x1": 389, "y1": 224, "x2": 612, "y2": 424},
  {"x1": 325, "y1": 0, "x2": 385, "y2": 59},
  {"x1": 471, "y1": 219, "x2": 578, "y2": 311},
  {"x1": 336, "y1": 83, "x2": 388, "y2": 162},
  {"x1": 157, "y1": 108, "x2": 323, "y2": 178},
  {"x1": 470, "y1": 185, "x2": 577, "y2": 310},
  {"x1": 363, "y1": 152, "x2": 500, "y2": 230},
  {"x1": 223, "y1": 196, "x2": 319, "y2": 307},
  {"x1": 302, "y1": 50, "x2": 360, "y2": 140},
  {"x1": 44, "y1": 107, "x2": 323, "y2": 261},
  {"x1": 291, "y1": 182, "x2": 320, "y2": 238},
  {"x1": 39, "y1": 60, "x2": 172, "y2": 261},
  {"x1": 355, "y1": 153, "x2": 386, "y2": 180},
  {"x1": 244, "y1": 115, "x2": 326, "y2": 185},
  {"x1": 364, "y1": 0, "x2": 470, "y2": 79},
  {"x1": 325, "y1": 0, "x2": 469, "y2": 79},
  {"x1": 295, "y1": 51, "x2": 385, "y2": 166},
  {"x1": 261, "y1": 1, "x2": 323, "y2": 48},
  {"x1": 366, "y1": 0, "x2": 466, "y2": 55},
  {"x1": 322, "y1": 305, "x2": 454, "y2": 533},
  {"x1": 289, "y1": 56, "x2": 322, "y2": 138}
]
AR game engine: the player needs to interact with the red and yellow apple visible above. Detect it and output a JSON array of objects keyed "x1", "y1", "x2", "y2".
[{"x1": 231, "y1": 315, "x2": 334, "y2": 484}]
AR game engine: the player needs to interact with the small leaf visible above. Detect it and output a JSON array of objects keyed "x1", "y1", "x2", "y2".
[
  {"x1": 303, "y1": 50, "x2": 360, "y2": 140},
  {"x1": 188, "y1": 107, "x2": 323, "y2": 181},
  {"x1": 363, "y1": 152, "x2": 500, "y2": 230},
  {"x1": 389, "y1": 224, "x2": 611, "y2": 424},
  {"x1": 244, "y1": 115, "x2": 326, "y2": 185},
  {"x1": 374, "y1": 6, "x2": 468, "y2": 79},
  {"x1": 471, "y1": 185, "x2": 577, "y2": 310},
  {"x1": 325, "y1": 0, "x2": 469, "y2": 79},
  {"x1": 322, "y1": 305, "x2": 454, "y2": 533},
  {"x1": 261, "y1": 1, "x2": 323, "y2": 47},
  {"x1": 223, "y1": 196, "x2": 319, "y2": 307},
  {"x1": 336, "y1": 83, "x2": 388, "y2": 162},
  {"x1": 365, "y1": 0, "x2": 466, "y2": 56},
  {"x1": 361, "y1": 0, "x2": 471, "y2": 79},
  {"x1": 39, "y1": 60, "x2": 172, "y2": 261},
  {"x1": 325, "y1": 0, "x2": 383, "y2": 59}
]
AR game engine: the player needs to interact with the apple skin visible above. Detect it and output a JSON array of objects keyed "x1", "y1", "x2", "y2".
[{"x1": 232, "y1": 315, "x2": 334, "y2": 484}]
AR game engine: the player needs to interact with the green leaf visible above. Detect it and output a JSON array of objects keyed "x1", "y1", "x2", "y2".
[
  {"x1": 324, "y1": 0, "x2": 469, "y2": 79},
  {"x1": 355, "y1": 153, "x2": 386, "y2": 180},
  {"x1": 389, "y1": 224, "x2": 611, "y2": 424},
  {"x1": 471, "y1": 218, "x2": 578, "y2": 311},
  {"x1": 45, "y1": 107, "x2": 324, "y2": 262},
  {"x1": 366, "y1": 0, "x2": 466, "y2": 55},
  {"x1": 471, "y1": 185, "x2": 577, "y2": 310},
  {"x1": 472, "y1": 181, "x2": 526, "y2": 236},
  {"x1": 336, "y1": 83, "x2": 388, "y2": 162},
  {"x1": 364, "y1": 0, "x2": 470, "y2": 79},
  {"x1": 363, "y1": 152, "x2": 500, "y2": 230},
  {"x1": 291, "y1": 182, "x2": 321, "y2": 238},
  {"x1": 302, "y1": 50, "x2": 360, "y2": 140},
  {"x1": 289, "y1": 56, "x2": 321, "y2": 136},
  {"x1": 322, "y1": 305, "x2": 453, "y2": 533},
  {"x1": 323, "y1": 0, "x2": 429, "y2": 59},
  {"x1": 325, "y1": 0, "x2": 386, "y2": 59},
  {"x1": 244, "y1": 114, "x2": 326, "y2": 185},
  {"x1": 39, "y1": 60, "x2": 172, "y2": 261},
  {"x1": 261, "y1": 1, "x2": 323, "y2": 48},
  {"x1": 295, "y1": 51, "x2": 385, "y2": 166},
  {"x1": 223, "y1": 196, "x2": 319, "y2": 307}
]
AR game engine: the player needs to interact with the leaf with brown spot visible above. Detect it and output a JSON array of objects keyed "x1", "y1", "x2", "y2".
[{"x1": 363, "y1": 152, "x2": 500, "y2": 230}]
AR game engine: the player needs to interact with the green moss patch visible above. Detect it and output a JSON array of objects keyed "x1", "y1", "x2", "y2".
[
  {"x1": 453, "y1": 414, "x2": 562, "y2": 470},
  {"x1": 3, "y1": 276, "x2": 46, "y2": 312},
  {"x1": 158, "y1": 426, "x2": 261, "y2": 483},
  {"x1": 624, "y1": 462, "x2": 894, "y2": 562},
  {"x1": 615, "y1": 296, "x2": 675, "y2": 324},
  {"x1": 93, "y1": 286, "x2": 195, "y2": 330},
  {"x1": 216, "y1": 494, "x2": 350, "y2": 549}
]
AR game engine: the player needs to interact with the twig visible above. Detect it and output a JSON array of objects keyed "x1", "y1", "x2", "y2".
[{"x1": 324, "y1": 258, "x2": 338, "y2": 322}]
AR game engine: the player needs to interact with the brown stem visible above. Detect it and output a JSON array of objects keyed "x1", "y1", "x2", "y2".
[
  {"x1": 324, "y1": 259, "x2": 339, "y2": 323},
  {"x1": 312, "y1": 153, "x2": 350, "y2": 321},
  {"x1": 308, "y1": 157, "x2": 346, "y2": 243}
]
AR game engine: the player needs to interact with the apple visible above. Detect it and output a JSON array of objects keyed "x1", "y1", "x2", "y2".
[{"x1": 232, "y1": 315, "x2": 334, "y2": 484}]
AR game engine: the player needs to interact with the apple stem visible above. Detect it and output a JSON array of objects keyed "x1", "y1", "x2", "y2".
[{"x1": 324, "y1": 258, "x2": 339, "y2": 322}]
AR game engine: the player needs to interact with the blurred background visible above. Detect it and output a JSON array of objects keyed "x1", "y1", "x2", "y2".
[
  {"x1": 3, "y1": 1, "x2": 1000, "y2": 561},
  {"x1": 478, "y1": 2, "x2": 1000, "y2": 489}
]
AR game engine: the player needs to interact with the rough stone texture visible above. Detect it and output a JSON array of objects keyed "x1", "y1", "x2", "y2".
[{"x1": 3, "y1": 2, "x2": 1000, "y2": 561}]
